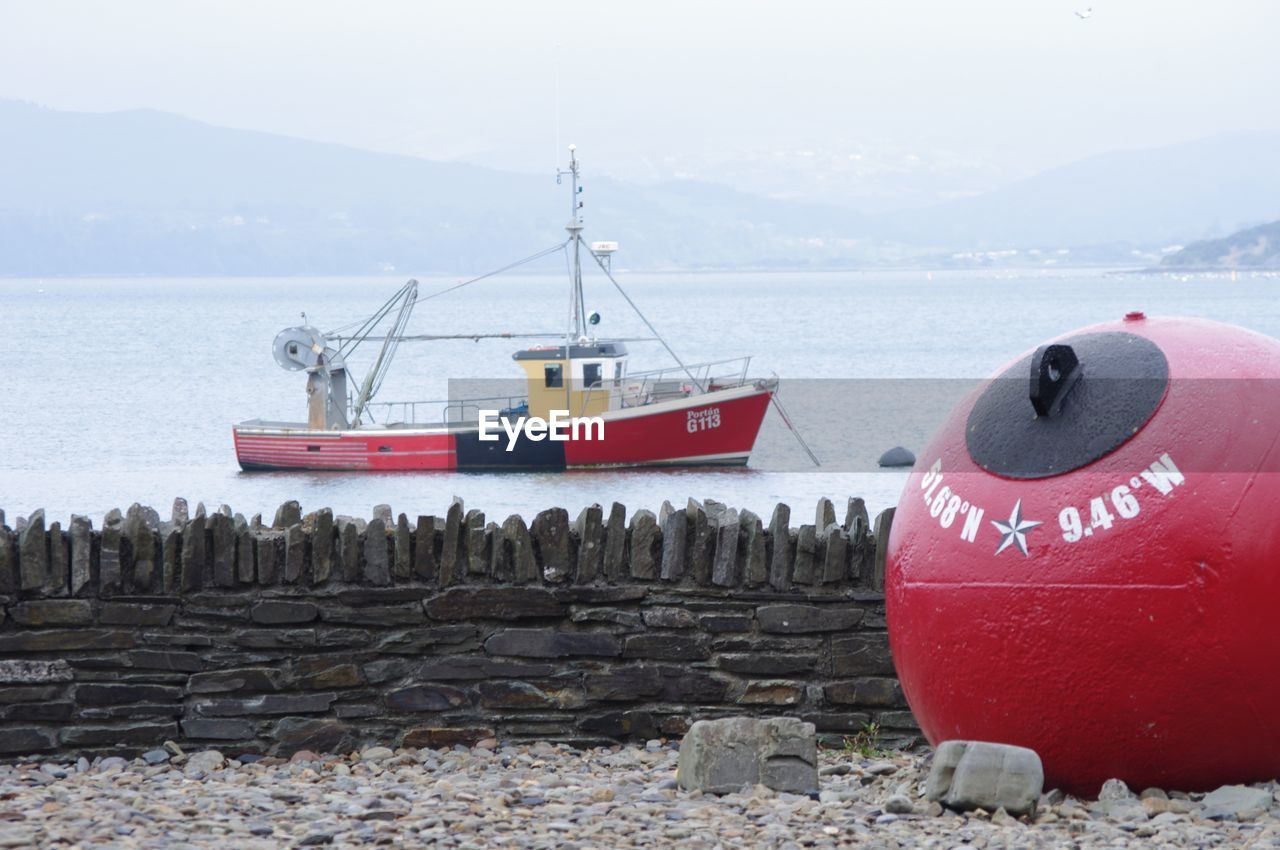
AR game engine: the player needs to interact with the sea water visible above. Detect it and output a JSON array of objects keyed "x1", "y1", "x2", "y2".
[{"x1": 1, "y1": 269, "x2": 1272, "y2": 524}]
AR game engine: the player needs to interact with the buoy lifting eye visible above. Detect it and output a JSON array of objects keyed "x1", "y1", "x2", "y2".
[{"x1": 1029, "y1": 344, "x2": 1081, "y2": 418}]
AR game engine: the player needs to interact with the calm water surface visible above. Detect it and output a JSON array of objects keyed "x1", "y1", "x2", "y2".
[{"x1": 1, "y1": 269, "x2": 1272, "y2": 524}]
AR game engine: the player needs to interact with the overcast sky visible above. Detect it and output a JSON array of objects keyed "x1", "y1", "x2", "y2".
[{"x1": 3, "y1": 0, "x2": 1278, "y2": 196}]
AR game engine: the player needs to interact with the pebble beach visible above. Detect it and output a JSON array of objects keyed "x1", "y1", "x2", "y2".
[{"x1": 3, "y1": 743, "x2": 1279, "y2": 849}]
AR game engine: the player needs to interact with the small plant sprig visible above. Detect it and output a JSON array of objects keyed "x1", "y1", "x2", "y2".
[{"x1": 842, "y1": 721, "x2": 885, "y2": 758}]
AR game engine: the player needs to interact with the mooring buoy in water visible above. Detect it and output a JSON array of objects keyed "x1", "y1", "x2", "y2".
[{"x1": 878, "y1": 446, "x2": 915, "y2": 467}]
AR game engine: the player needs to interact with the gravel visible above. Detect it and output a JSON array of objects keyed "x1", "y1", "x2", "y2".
[{"x1": 1, "y1": 744, "x2": 1278, "y2": 848}]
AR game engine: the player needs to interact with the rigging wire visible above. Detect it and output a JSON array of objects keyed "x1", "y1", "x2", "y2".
[
  {"x1": 350, "y1": 282, "x2": 418, "y2": 425},
  {"x1": 340, "y1": 333, "x2": 660, "y2": 343},
  {"x1": 325, "y1": 240, "x2": 570, "y2": 337},
  {"x1": 581, "y1": 235, "x2": 706, "y2": 392}
]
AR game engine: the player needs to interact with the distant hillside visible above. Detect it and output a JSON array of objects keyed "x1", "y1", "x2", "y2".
[
  {"x1": 884, "y1": 133, "x2": 1280, "y2": 251},
  {"x1": 1162, "y1": 220, "x2": 1280, "y2": 269},
  {"x1": 3, "y1": 99, "x2": 1280, "y2": 274},
  {"x1": 0, "y1": 100, "x2": 874, "y2": 275}
]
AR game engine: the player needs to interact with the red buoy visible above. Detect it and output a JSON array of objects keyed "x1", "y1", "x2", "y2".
[{"x1": 886, "y1": 315, "x2": 1280, "y2": 795}]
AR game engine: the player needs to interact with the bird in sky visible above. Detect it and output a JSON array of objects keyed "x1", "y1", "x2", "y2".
[{"x1": 1075, "y1": 7, "x2": 1093, "y2": 19}]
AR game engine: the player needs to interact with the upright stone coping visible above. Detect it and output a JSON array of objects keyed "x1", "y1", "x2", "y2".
[{"x1": 0, "y1": 497, "x2": 907, "y2": 759}]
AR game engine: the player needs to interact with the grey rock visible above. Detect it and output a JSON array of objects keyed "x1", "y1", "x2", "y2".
[
  {"x1": 487, "y1": 520, "x2": 509, "y2": 579},
  {"x1": 531, "y1": 507, "x2": 571, "y2": 583},
  {"x1": 501, "y1": 514, "x2": 536, "y2": 583},
  {"x1": 641, "y1": 606, "x2": 696, "y2": 629},
  {"x1": 282, "y1": 522, "x2": 306, "y2": 583},
  {"x1": 1201, "y1": 784, "x2": 1273, "y2": 818},
  {"x1": 740, "y1": 509, "x2": 767, "y2": 586},
  {"x1": 47, "y1": 521, "x2": 70, "y2": 596},
  {"x1": 100, "y1": 513, "x2": 123, "y2": 594},
  {"x1": 141, "y1": 749, "x2": 170, "y2": 765},
  {"x1": 180, "y1": 512, "x2": 205, "y2": 591},
  {"x1": 871, "y1": 508, "x2": 894, "y2": 591},
  {"x1": 843, "y1": 497, "x2": 869, "y2": 534},
  {"x1": 184, "y1": 749, "x2": 225, "y2": 776},
  {"x1": 18, "y1": 509, "x2": 49, "y2": 593},
  {"x1": 685, "y1": 499, "x2": 714, "y2": 585},
  {"x1": 273, "y1": 500, "x2": 302, "y2": 529},
  {"x1": 574, "y1": 504, "x2": 604, "y2": 582},
  {"x1": 161, "y1": 526, "x2": 181, "y2": 593},
  {"x1": 208, "y1": 510, "x2": 235, "y2": 587},
  {"x1": 603, "y1": 502, "x2": 628, "y2": 582},
  {"x1": 364, "y1": 518, "x2": 390, "y2": 585},
  {"x1": 925, "y1": 740, "x2": 1043, "y2": 817},
  {"x1": 793, "y1": 525, "x2": 817, "y2": 584},
  {"x1": 1099, "y1": 778, "x2": 1135, "y2": 800},
  {"x1": 711, "y1": 508, "x2": 740, "y2": 587},
  {"x1": 815, "y1": 497, "x2": 837, "y2": 530},
  {"x1": 464, "y1": 509, "x2": 487, "y2": 576},
  {"x1": 440, "y1": 498, "x2": 463, "y2": 585},
  {"x1": 1090, "y1": 798, "x2": 1149, "y2": 821},
  {"x1": 767, "y1": 503, "x2": 792, "y2": 589},
  {"x1": 820, "y1": 526, "x2": 850, "y2": 584},
  {"x1": 628, "y1": 509, "x2": 660, "y2": 580},
  {"x1": 757, "y1": 604, "x2": 861, "y2": 634},
  {"x1": 312, "y1": 508, "x2": 334, "y2": 583},
  {"x1": 676, "y1": 717, "x2": 818, "y2": 796},
  {"x1": 0, "y1": 659, "x2": 74, "y2": 684},
  {"x1": 413, "y1": 515, "x2": 438, "y2": 580},
  {"x1": 0, "y1": 525, "x2": 21, "y2": 595},
  {"x1": 255, "y1": 530, "x2": 280, "y2": 585},
  {"x1": 659, "y1": 505, "x2": 687, "y2": 581},
  {"x1": 235, "y1": 520, "x2": 256, "y2": 585},
  {"x1": 884, "y1": 795, "x2": 915, "y2": 815},
  {"x1": 394, "y1": 513, "x2": 412, "y2": 579},
  {"x1": 171, "y1": 497, "x2": 189, "y2": 527},
  {"x1": 337, "y1": 517, "x2": 360, "y2": 583}
]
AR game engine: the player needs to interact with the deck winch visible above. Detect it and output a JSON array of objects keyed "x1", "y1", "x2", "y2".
[{"x1": 886, "y1": 313, "x2": 1280, "y2": 795}]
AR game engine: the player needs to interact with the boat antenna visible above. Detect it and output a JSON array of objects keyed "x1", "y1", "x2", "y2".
[{"x1": 553, "y1": 43, "x2": 561, "y2": 172}]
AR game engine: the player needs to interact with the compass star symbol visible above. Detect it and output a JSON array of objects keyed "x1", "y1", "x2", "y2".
[{"x1": 991, "y1": 499, "x2": 1042, "y2": 556}]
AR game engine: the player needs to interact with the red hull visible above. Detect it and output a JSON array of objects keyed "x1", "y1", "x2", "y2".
[{"x1": 234, "y1": 386, "x2": 773, "y2": 471}]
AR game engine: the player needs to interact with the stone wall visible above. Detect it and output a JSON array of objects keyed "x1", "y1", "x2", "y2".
[{"x1": 0, "y1": 497, "x2": 906, "y2": 758}]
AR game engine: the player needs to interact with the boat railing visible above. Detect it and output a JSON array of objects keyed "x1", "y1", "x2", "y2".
[
  {"x1": 358, "y1": 394, "x2": 529, "y2": 426},
  {"x1": 595, "y1": 356, "x2": 756, "y2": 410},
  {"x1": 357, "y1": 356, "x2": 758, "y2": 423}
]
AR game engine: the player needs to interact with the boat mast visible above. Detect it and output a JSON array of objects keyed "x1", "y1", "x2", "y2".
[
  {"x1": 557, "y1": 144, "x2": 588, "y2": 410},
  {"x1": 558, "y1": 145, "x2": 588, "y2": 340}
]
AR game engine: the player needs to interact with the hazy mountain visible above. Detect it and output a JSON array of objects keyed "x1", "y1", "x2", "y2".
[
  {"x1": 0, "y1": 99, "x2": 876, "y2": 275},
  {"x1": 1162, "y1": 220, "x2": 1280, "y2": 269},
  {"x1": 2, "y1": 100, "x2": 1279, "y2": 274},
  {"x1": 885, "y1": 133, "x2": 1280, "y2": 252}
]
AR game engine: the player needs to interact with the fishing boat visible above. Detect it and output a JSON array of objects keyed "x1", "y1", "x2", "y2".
[{"x1": 233, "y1": 147, "x2": 806, "y2": 472}]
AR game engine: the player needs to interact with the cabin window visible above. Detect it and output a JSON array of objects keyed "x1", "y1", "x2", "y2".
[
  {"x1": 583, "y1": 363, "x2": 603, "y2": 388},
  {"x1": 544, "y1": 364, "x2": 563, "y2": 388},
  {"x1": 614, "y1": 362, "x2": 624, "y2": 380}
]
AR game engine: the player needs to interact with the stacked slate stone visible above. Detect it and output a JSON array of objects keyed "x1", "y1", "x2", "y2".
[{"x1": 0, "y1": 498, "x2": 907, "y2": 759}]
